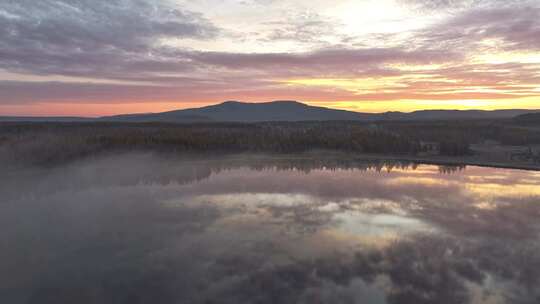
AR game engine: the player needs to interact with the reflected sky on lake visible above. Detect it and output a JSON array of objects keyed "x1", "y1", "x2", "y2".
[{"x1": 1, "y1": 154, "x2": 540, "y2": 304}]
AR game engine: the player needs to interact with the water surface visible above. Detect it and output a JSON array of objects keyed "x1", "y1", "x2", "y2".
[{"x1": 2, "y1": 154, "x2": 540, "y2": 304}]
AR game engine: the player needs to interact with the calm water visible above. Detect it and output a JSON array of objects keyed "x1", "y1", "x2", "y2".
[{"x1": 2, "y1": 154, "x2": 540, "y2": 304}]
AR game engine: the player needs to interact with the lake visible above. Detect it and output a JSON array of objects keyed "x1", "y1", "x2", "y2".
[{"x1": 2, "y1": 154, "x2": 540, "y2": 304}]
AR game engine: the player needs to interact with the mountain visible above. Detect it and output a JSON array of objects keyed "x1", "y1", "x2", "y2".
[
  {"x1": 2, "y1": 101, "x2": 539, "y2": 123},
  {"x1": 99, "y1": 100, "x2": 367, "y2": 122},
  {"x1": 100, "y1": 101, "x2": 540, "y2": 122},
  {"x1": 377, "y1": 109, "x2": 540, "y2": 121}
]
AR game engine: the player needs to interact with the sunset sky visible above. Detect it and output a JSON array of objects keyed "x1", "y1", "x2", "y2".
[{"x1": 1, "y1": 0, "x2": 540, "y2": 116}]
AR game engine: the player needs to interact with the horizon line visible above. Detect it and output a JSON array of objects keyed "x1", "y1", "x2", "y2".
[{"x1": 1, "y1": 100, "x2": 540, "y2": 118}]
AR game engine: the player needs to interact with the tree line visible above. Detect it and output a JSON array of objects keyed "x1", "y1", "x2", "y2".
[{"x1": 0, "y1": 120, "x2": 505, "y2": 166}]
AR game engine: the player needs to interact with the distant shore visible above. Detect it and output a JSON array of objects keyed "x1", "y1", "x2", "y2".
[
  {"x1": 227, "y1": 151, "x2": 540, "y2": 171},
  {"x1": 353, "y1": 154, "x2": 540, "y2": 171}
]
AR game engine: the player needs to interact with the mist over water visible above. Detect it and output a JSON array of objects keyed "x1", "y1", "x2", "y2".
[{"x1": 2, "y1": 154, "x2": 540, "y2": 304}]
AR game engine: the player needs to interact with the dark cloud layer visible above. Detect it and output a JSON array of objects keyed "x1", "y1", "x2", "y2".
[
  {"x1": 190, "y1": 47, "x2": 458, "y2": 70},
  {"x1": 421, "y1": 6, "x2": 540, "y2": 51},
  {"x1": 0, "y1": 0, "x2": 216, "y2": 79},
  {"x1": 0, "y1": 0, "x2": 217, "y2": 50}
]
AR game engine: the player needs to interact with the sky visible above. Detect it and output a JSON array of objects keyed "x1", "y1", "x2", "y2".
[{"x1": 1, "y1": 0, "x2": 540, "y2": 116}]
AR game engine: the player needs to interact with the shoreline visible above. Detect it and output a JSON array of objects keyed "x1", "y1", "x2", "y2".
[
  {"x1": 225, "y1": 151, "x2": 540, "y2": 171},
  {"x1": 351, "y1": 154, "x2": 540, "y2": 171},
  {"x1": 3, "y1": 149, "x2": 540, "y2": 172}
]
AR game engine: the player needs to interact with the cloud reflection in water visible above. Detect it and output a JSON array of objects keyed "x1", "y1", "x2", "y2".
[{"x1": 1, "y1": 154, "x2": 539, "y2": 303}]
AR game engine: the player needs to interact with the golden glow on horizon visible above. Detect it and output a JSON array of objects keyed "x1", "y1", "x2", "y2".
[
  {"x1": 1, "y1": 97, "x2": 539, "y2": 117},
  {"x1": 311, "y1": 97, "x2": 540, "y2": 113}
]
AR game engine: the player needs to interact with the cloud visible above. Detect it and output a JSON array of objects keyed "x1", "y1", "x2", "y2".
[
  {"x1": 187, "y1": 47, "x2": 460, "y2": 76},
  {"x1": 399, "y1": 0, "x2": 479, "y2": 10},
  {"x1": 1, "y1": 0, "x2": 540, "y2": 111},
  {"x1": 0, "y1": 79, "x2": 359, "y2": 105},
  {"x1": 260, "y1": 12, "x2": 344, "y2": 44},
  {"x1": 0, "y1": 0, "x2": 218, "y2": 49},
  {"x1": 419, "y1": 5, "x2": 540, "y2": 51},
  {"x1": 0, "y1": 0, "x2": 218, "y2": 79},
  {"x1": 1, "y1": 0, "x2": 459, "y2": 84},
  {"x1": 400, "y1": 0, "x2": 532, "y2": 11}
]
